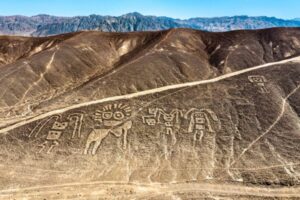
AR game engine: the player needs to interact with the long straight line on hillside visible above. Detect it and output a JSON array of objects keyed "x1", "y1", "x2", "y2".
[{"x1": 0, "y1": 56, "x2": 299, "y2": 134}]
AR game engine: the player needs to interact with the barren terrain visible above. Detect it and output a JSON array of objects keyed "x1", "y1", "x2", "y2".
[{"x1": 0, "y1": 28, "x2": 299, "y2": 199}]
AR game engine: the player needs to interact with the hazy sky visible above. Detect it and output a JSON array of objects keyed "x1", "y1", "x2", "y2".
[{"x1": 0, "y1": 0, "x2": 299, "y2": 19}]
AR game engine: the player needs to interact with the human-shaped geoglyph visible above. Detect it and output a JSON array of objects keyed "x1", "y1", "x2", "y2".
[
  {"x1": 142, "y1": 108, "x2": 182, "y2": 145},
  {"x1": 248, "y1": 75, "x2": 269, "y2": 93},
  {"x1": 184, "y1": 108, "x2": 221, "y2": 146},
  {"x1": 84, "y1": 103, "x2": 132, "y2": 155},
  {"x1": 184, "y1": 108, "x2": 221, "y2": 179}
]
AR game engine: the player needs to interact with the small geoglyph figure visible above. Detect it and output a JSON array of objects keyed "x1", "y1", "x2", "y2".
[
  {"x1": 142, "y1": 108, "x2": 157, "y2": 126},
  {"x1": 142, "y1": 108, "x2": 182, "y2": 145},
  {"x1": 38, "y1": 121, "x2": 68, "y2": 154},
  {"x1": 184, "y1": 108, "x2": 221, "y2": 146},
  {"x1": 28, "y1": 113, "x2": 85, "y2": 154},
  {"x1": 67, "y1": 113, "x2": 84, "y2": 139},
  {"x1": 248, "y1": 75, "x2": 269, "y2": 93}
]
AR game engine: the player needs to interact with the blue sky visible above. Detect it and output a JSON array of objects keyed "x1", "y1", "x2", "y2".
[{"x1": 0, "y1": 0, "x2": 299, "y2": 19}]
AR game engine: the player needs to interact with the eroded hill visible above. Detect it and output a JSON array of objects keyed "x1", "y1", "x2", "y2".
[
  {"x1": 0, "y1": 28, "x2": 300, "y2": 199},
  {"x1": 0, "y1": 28, "x2": 300, "y2": 128}
]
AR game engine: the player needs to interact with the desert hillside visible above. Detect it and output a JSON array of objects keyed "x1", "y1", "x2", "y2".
[{"x1": 0, "y1": 28, "x2": 300, "y2": 199}]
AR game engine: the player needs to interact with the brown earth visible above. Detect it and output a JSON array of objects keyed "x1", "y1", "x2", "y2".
[{"x1": 0, "y1": 28, "x2": 300, "y2": 199}]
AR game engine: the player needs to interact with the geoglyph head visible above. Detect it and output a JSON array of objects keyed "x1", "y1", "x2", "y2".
[{"x1": 94, "y1": 103, "x2": 132, "y2": 126}]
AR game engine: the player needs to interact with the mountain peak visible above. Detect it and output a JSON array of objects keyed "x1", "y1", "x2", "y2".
[{"x1": 122, "y1": 12, "x2": 144, "y2": 17}]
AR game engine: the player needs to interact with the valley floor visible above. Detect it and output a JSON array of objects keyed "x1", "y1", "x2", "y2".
[{"x1": 1, "y1": 181, "x2": 300, "y2": 199}]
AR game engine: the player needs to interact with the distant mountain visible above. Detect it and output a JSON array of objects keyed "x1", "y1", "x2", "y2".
[
  {"x1": 178, "y1": 16, "x2": 300, "y2": 32},
  {"x1": 0, "y1": 12, "x2": 300, "y2": 36}
]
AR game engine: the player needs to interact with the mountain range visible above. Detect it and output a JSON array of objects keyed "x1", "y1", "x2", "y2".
[{"x1": 1, "y1": 12, "x2": 300, "y2": 36}]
